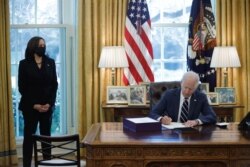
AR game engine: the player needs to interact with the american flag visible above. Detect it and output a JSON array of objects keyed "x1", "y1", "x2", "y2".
[
  {"x1": 192, "y1": 31, "x2": 203, "y2": 51},
  {"x1": 123, "y1": 0, "x2": 154, "y2": 85}
]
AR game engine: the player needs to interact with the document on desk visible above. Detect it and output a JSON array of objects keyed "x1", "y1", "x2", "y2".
[
  {"x1": 161, "y1": 122, "x2": 187, "y2": 129},
  {"x1": 125, "y1": 117, "x2": 159, "y2": 123}
]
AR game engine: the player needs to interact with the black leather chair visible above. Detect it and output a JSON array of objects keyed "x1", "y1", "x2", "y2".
[
  {"x1": 33, "y1": 134, "x2": 84, "y2": 167},
  {"x1": 149, "y1": 81, "x2": 180, "y2": 109}
]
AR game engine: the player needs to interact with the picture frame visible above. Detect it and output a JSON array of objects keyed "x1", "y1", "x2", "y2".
[
  {"x1": 200, "y1": 83, "x2": 209, "y2": 93},
  {"x1": 106, "y1": 86, "x2": 128, "y2": 104},
  {"x1": 215, "y1": 87, "x2": 236, "y2": 104},
  {"x1": 206, "y1": 92, "x2": 219, "y2": 105},
  {"x1": 128, "y1": 85, "x2": 147, "y2": 106},
  {"x1": 139, "y1": 82, "x2": 150, "y2": 103}
]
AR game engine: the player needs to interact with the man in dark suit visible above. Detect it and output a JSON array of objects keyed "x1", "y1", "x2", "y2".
[{"x1": 149, "y1": 71, "x2": 216, "y2": 127}]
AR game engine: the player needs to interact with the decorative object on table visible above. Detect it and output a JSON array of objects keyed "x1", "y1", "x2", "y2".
[
  {"x1": 139, "y1": 82, "x2": 150, "y2": 103},
  {"x1": 98, "y1": 46, "x2": 128, "y2": 85},
  {"x1": 206, "y1": 92, "x2": 219, "y2": 105},
  {"x1": 214, "y1": 87, "x2": 236, "y2": 104},
  {"x1": 106, "y1": 86, "x2": 128, "y2": 104},
  {"x1": 128, "y1": 85, "x2": 146, "y2": 106},
  {"x1": 210, "y1": 46, "x2": 241, "y2": 87},
  {"x1": 199, "y1": 82, "x2": 209, "y2": 93}
]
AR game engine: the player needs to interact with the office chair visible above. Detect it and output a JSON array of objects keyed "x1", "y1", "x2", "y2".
[
  {"x1": 149, "y1": 81, "x2": 206, "y2": 109},
  {"x1": 32, "y1": 134, "x2": 83, "y2": 167},
  {"x1": 149, "y1": 81, "x2": 180, "y2": 109}
]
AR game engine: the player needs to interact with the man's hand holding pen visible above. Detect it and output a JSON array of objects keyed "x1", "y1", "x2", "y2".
[
  {"x1": 160, "y1": 116, "x2": 172, "y2": 125},
  {"x1": 160, "y1": 116, "x2": 200, "y2": 127}
]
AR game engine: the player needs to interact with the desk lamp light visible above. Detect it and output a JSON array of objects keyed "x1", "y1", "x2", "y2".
[
  {"x1": 98, "y1": 46, "x2": 129, "y2": 85},
  {"x1": 210, "y1": 46, "x2": 241, "y2": 86}
]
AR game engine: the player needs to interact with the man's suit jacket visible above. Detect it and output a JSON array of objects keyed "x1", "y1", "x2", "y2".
[{"x1": 149, "y1": 88, "x2": 217, "y2": 124}]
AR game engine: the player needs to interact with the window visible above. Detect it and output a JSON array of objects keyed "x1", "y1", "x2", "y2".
[
  {"x1": 148, "y1": 0, "x2": 192, "y2": 82},
  {"x1": 10, "y1": 0, "x2": 76, "y2": 139}
]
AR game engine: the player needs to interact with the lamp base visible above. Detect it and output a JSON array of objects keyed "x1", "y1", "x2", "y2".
[
  {"x1": 223, "y1": 68, "x2": 228, "y2": 87},
  {"x1": 111, "y1": 68, "x2": 116, "y2": 86}
]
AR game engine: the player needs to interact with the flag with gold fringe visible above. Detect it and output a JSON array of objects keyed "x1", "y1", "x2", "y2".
[{"x1": 187, "y1": 0, "x2": 217, "y2": 91}]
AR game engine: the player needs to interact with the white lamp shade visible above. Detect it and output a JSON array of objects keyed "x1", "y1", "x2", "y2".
[
  {"x1": 98, "y1": 46, "x2": 129, "y2": 68},
  {"x1": 210, "y1": 46, "x2": 241, "y2": 68}
]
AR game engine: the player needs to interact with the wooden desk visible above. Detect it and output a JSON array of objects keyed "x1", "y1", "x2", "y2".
[
  {"x1": 82, "y1": 122, "x2": 250, "y2": 167},
  {"x1": 102, "y1": 104, "x2": 244, "y2": 122}
]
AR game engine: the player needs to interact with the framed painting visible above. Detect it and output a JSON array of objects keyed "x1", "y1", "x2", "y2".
[
  {"x1": 206, "y1": 92, "x2": 219, "y2": 105},
  {"x1": 200, "y1": 83, "x2": 209, "y2": 93},
  {"x1": 215, "y1": 87, "x2": 236, "y2": 104},
  {"x1": 128, "y1": 85, "x2": 147, "y2": 106},
  {"x1": 139, "y1": 82, "x2": 150, "y2": 103},
  {"x1": 106, "y1": 86, "x2": 128, "y2": 104}
]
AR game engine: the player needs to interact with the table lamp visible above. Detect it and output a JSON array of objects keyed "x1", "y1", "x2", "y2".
[
  {"x1": 210, "y1": 46, "x2": 241, "y2": 86},
  {"x1": 98, "y1": 46, "x2": 129, "y2": 85}
]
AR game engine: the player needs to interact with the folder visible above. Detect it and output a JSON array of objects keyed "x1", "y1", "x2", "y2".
[{"x1": 123, "y1": 117, "x2": 161, "y2": 132}]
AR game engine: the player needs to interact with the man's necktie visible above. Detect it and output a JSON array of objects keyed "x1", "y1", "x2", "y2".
[{"x1": 180, "y1": 98, "x2": 189, "y2": 123}]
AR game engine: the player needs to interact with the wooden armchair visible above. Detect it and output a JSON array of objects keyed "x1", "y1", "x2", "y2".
[{"x1": 32, "y1": 134, "x2": 84, "y2": 167}]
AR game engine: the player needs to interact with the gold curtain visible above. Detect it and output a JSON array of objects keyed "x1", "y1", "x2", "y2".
[
  {"x1": 77, "y1": 0, "x2": 127, "y2": 148},
  {"x1": 216, "y1": 0, "x2": 250, "y2": 121},
  {"x1": 0, "y1": 0, "x2": 18, "y2": 166}
]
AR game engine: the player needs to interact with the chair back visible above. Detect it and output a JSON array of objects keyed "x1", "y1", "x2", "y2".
[
  {"x1": 33, "y1": 134, "x2": 80, "y2": 167},
  {"x1": 149, "y1": 81, "x2": 180, "y2": 109}
]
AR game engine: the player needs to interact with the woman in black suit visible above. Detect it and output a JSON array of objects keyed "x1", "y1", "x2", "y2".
[{"x1": 18, "y1": 36, "x2": 58, "y2": 167}]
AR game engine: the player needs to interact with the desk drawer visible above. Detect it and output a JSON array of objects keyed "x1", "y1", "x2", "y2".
[{"x1": 143, "y1": 147, "x2": 228, "y2": 159}]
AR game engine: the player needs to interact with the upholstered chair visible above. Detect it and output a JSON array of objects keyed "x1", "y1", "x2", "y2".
[{"x1": 149, "y1": 81, "x2": 180, "y2": 110}]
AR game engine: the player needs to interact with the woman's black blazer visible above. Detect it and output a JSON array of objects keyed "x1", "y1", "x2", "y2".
[{"x1": 18, "y1": 56, "x2": 58, "y2": 112}]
